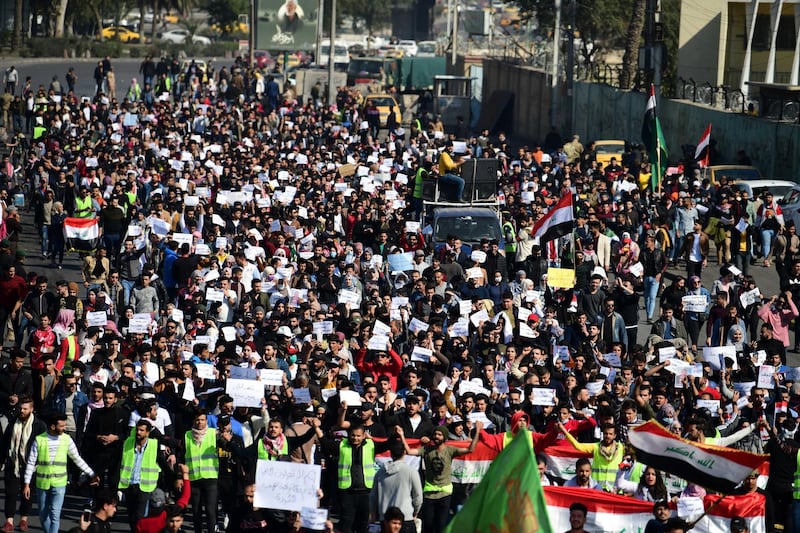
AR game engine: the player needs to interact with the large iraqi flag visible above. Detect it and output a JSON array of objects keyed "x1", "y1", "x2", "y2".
[
  {"x1": 544, "y1": 487, "x2": 766, "y2": 533},
  {"x1": 531, "y1": 193, "x2": 574, "y2": 243},
  {"x1": 64, "y1": 217, "x2": 100, "y2": 252},
  {"x1": 628, "y1": 420, "x2": 768, "y2": 493}
]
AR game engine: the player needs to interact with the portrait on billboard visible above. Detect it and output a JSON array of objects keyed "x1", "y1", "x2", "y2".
[{"x1": 255, "y1": 0, "x2": 318, "y2": 51}]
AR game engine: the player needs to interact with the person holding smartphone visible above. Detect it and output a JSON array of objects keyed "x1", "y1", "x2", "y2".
[{"x1": 67, "y1": 488, "x2": 118, "y2": 533}]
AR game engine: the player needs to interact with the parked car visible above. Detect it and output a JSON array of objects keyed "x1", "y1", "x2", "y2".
[
  {"x1": 773, "y1": 183, "x2": 800, "y2": 228},
  {"x1": 707, "y1": 164, "x2": 762, "y2": 185},
  {"x1": 253, "y1": 50, "x2": 275, "y2": 69},
  {"x1": 594, "y1": 139, "x2": 626, "y2": 168},
  {"x1": 362, "y1": 93, "x2": 402, "y2": 127},
  {"x1": 397, "y1": 40, "x2": 418, "y2": 57},
  {"x1": 416, "y1": 40, "x2": 438, "y2": 57},
  {"x1": 158, "y1": 28, "x2": 211, "y2": 45},
  {"x1": 99, "y1": 26, "x2": 140, "y2": 42}
]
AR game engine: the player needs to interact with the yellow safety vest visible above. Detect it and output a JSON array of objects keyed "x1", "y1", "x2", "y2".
[
  {"x1": 337, "y1": 439, "x2": 376, "y2": 490},
  {"x1": 592, "y1": 442, "x2": 625, "y2": 491},
  {"x1": 184, "y1": 430, "x2": 218, "y2": 481},
  {"x1": 74, "y1": 195, "x2": 93, "y2": 218},
  {"x1": 34, "y1": 433, "x2": 70, "y2": 490},
  {"x1": 119, "y1": 437, "x2": 161, "y2": 493},
  {"x1": 257, "y1": 438, "x2": 289, "y2": 460}
]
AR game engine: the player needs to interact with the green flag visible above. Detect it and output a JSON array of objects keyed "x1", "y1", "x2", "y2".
[
  {"x1": 443, "y1": 429, "x2": 553, "y2": 533},
  {"x1": 642, "y1": 83, "x2": 668, "y2": 191}
]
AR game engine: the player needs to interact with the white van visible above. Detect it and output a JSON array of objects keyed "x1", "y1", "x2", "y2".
[{"x1": 318, "y1": 40, "x2": 350, "y2": 70}]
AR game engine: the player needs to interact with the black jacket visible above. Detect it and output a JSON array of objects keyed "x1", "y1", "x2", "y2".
[
  {"x1": 0, "y1": 366, "x2": 33, "y2": 417},
  {"x1": 0, "y1": 414, "x2": 47, "y2": 471}
]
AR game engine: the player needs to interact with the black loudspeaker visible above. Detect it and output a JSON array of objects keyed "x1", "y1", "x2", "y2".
[
  {"x1": 422, "y1": 179, "x2": 438, "y2": 201},
  {"x1": 460, "y1": 158, "x2": 499, "y2": 200}
]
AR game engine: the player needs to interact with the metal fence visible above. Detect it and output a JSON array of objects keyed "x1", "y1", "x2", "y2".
[{"x1": 675, "y1": 77, "x2": 750, "y2": 115}]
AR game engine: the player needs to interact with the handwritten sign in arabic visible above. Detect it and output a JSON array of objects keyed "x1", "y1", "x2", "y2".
[{"x1": 254, "y1": 460, "x2": 321, "y2": 511}]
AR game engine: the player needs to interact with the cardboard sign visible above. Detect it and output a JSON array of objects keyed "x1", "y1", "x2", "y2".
[{"x1": 547, "y1": 268, "x2": 575, "y2": 289}]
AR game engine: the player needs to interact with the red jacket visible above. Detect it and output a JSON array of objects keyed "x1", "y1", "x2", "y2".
[
  {"x1": 354, "y1": 347, "x2": 403, "y2": 390},
  {"x1": 135, "y1": 478, "x2": 191, "y2": 533}
]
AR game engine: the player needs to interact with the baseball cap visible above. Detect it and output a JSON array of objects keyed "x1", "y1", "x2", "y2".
[{"x1": 277, "y1": 326, "x2": 293, "y2": 337}]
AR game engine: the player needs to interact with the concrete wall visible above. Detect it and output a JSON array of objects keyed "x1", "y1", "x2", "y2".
[
  {"x1": 678, "y1": 0, "x2": 727, "y2": 85},
  {"x1": 481, "y1": 59, "x2": 556, "y2": 142},
  {"x1": 572, "y1": 81, "x2": 800, "y2": 180}
]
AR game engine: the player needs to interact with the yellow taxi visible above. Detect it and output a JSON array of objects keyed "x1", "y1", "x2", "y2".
[
  {"x1": 363, "y1": 93, "x2": 402, "y2": 126},
  {"x1": 100, "y1": 26, "x2": 140, "y2": 42},
  {"x1": 594, "y1": 139, "x2": 626, "y2": 168}
]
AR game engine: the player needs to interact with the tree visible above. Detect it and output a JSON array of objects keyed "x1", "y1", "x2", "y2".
[
  {"x1": 338, "y1": 0, "x2": 392, "y2": 34},
  {"x1": 12, "y1": 0, "x2": 23, "y2": 50},
  {"x1": 618, "y1": 0, "x2": 645, "y2": 90},
  {"x1": 203, "y1": 0, "x2": 248, "y2": 36},
  {"x1": 55, "y1": 0, "x2": 70, "y2": 37}
]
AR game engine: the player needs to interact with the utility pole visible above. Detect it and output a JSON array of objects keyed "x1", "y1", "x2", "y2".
[
  {"x1": 644, "y1": 0, "x2": 662, "y2": 88},
  {"x1": 316, "y1": 0, "x2": 324, "y2": 69},
  {"x1": 327, "y1": 0, "x2": 336, "y2": 105},
  {"x1": 565, "y1": 0, "x2": 575, "y2": 131},
  {"x1": 549, "y1": 0, "x2": 562, "y2": 129},
  {"x1": 451, "y1": 0, "x2": 458, "y2": 66}
]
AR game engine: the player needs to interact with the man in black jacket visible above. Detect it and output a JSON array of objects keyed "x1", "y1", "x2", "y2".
[
  {"x1": 1, "y1": 395, "x2": 46, "y2": 532},
  {"x1": 0, "y1": 350, "x2": 33, "y2": 430},
  {"x1": 82, "y1": 385, "x2": 128, "y2": 491}
]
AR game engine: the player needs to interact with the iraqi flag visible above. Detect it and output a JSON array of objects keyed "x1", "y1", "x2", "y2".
[
  {"x1": 374, "y1": 437, "x2": 499, "y2": 484},
  {"x1": 531, "y1": 193, "x2": 573, "y2": 243},
  {"x1": 64, "y1": 217, "x2": 100, "y2": 253},
  {"x1": 641, "y1": 84, "x2": 668, "y2": 191},
  {"x1": 541, "y1": 441, "x2": 592, "y2": 482},
  {"x1": 694, "y1": 123, "x2": 712, "y2": 167},
  {"x1": 628, "y1": 420, "x2": 767, "y2": 493},
  {"x1": 544, "y1": 487, "x2": 766, "y2": 533}
]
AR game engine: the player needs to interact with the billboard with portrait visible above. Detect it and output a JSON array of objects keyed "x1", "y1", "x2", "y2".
[{"x1": 255, "y1": 0, "x2": 319, "y2": 51}]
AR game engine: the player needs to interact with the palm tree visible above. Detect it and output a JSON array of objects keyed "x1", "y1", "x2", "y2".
[
  {"x1": 619, "y1": 0, "x2": 645, "y2": 90},
  {"x1": 55, "y1": 0, "x2": 70, "y2": 37},
  {"x1": 12, "y1": 0, "x2": 23, "y2": 50}
]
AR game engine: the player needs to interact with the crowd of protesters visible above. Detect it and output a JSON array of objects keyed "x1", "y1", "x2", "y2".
[{"x1": 0, "y1": 53, "x2": 790, "y2": 533}]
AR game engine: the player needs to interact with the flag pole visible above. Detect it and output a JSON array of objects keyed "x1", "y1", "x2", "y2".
[
  {"x1": 656, "y1": 139, "x2": 663, "y2": 196},
  {"x1": 687, "y1": 493, "x2": 730, "y2": 529}
]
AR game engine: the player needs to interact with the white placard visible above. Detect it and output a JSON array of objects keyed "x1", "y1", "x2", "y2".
[
  {"x1": 677, "y1": 496, "x2": 705, "y2": 521},
  {"x1": 339, "y1": 390, "x2": 362, "y2": 406},
  {"x1": 255, "y1": 460, "x2": 321, "y2": 511},
  {"x1": 411, "y1": 346, "x2": 432, "y2": 362},
  {"x1": 758, "y1": 365, "x2": 776, "y2": 389},
  {"x1": 206, "y1": 288, "x2": 225, "y2": 302},
  {"x1": 469, "y1": 309, "x2": 490, "y2": 326},
  {"x1": 321, "y1": 388, "x2": 338, "y2": 401},
  {"x1": 172, "y1": 233, "x2": 193, "y2": 246},
  {"x1": 682, "y1": 295, "x2": 708, "y2": 313},
  {"x1": 87, "y1": 311, "x2": 107, "y2": 327},
  {"x1": 182, "y1": 379, "x2": 195, "y2": 401},
  {"x1": 226, "y1": 378, "x2": 265, "y2": 407},
  {"x1": 468, "y1": 411, "x2": 493, "y2": 429},
  {"x1": 702, "y1": 346, "x2": 737, "y2": 370},
  {"x1": 494, "y1": 371, "x2": 509, "y2": 393},
  {"x1": 727, "y1": 265, "x2": 742, "y2": 276},
  {"x1": 740, "y1": 288, "x2": 761, "y2": 308},
  {"x1": 450, "y1": 320, "x2": 469, "y2": 338},
  {"x1": 529, "y1": 388, "x2": 557, "y2": 406},
  {"x1": 368, "y1": 335, "x2": 390, "y2": 351},
  {"x1": 128, "y1": 317, "x2": 151, "y2": 334},
  {"x1": 466, "y1": 267, "x2": 483, "y2": 280},
  {"x1": 172, "y1": 309, "x2": 184, "y2": 323},
  {"x1": 663, "y1": 358, "x2": 691, "y2": 375},
  {"x1": 221, "y1": 326, "x2": 237, "y2": 342},
  {"x1": 628, "y1": 262, "x2": 644, "y2": 277},
  {"x1": 519, "y1": 323, "x2": 536, "y2": 338},
  {"x1": 470, "y1": 250, "x2": 487, "y2": 264},
  {"x1": 408, "y1": 318, "x2": 429, "y2": 333},
  {"x1": 338, "y1": 290, "x2": 361, "y2": 306},
  {"x1": 586, "y1": 380, "x2": 605, "y2": 396},
  {"x1": 373, "y1": 320, "x2": 391, "y2": 336},
  {"x1": 259, "y1": 369, "x2": 285, "y2": 386},
  {"x1": 405, "y1": 221, "x2": 421, "y2": 234},
  {"x1": 696, "y1": 399, "x2": 720, "y2": 413},
  {"x1": 313, "y1": 321, "x2": 334, "y2": 335},
  {"x1": 195, "y1": 244, "x2": 210, "y2": 256},
  {"x1": 603, "y1": 353, "x2": 622, "y2": 367},
  {"x1": 184, "y1": 196, "x2": 200, "y2": 207},
  {"x1": 294, "y1": 388, "x2": 312, "y2": 403},
  {"x1": 458, "y1": 300, "x2": 472, "y2": 316},
  {"x1": 196, "y1": 363, "x2": 216, "y2": 380},
  {"x1": 300, "y1": 507, "x2": 328, "y2": 530},
  {"x1": 658, "y1": 346, "x2": 677, "y2": 362},
  {"x1": 553, "y1": 345, "x2": 571, "y2": 362}
]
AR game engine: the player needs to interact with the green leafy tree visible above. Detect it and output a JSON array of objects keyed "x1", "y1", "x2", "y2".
[
  {"x1": 619, "y1": 0, "x2": 645, "y2": 89},
  {"x1": 203, "y1": 0, "x2": 248, "y2": 37}
]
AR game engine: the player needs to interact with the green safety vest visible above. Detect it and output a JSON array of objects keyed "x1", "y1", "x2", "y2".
[
  {"x1": 257, "y1": 438, "x2": 289, "y2": 461},
  {"x1": 34, "y1": 433, "x2": 70, "y2": 490},
  {"x1": 794, "y1": 450, "x2": 800, "y2": 500},
  {"x1": 337, "y1": 439, "x2": 376, "y2": 490},
  {"x1": 74, "y1": 195, "x2": 93, "y2": 218},
  {"x1": 125, "y1": 190, "x2": 137, "y2": 209},
  {"x1": 629, "y1": 461, "x2": 645, "y2": 484},
  {"x1": 184, "y1": 430, "x2": 218, "y2": 481},
  {"x1": 503, "y1": 221, "x2": 517, "y2": 253},
  {"x1": 119, "y1": 437, "x2": 160, "y2": 493},
  {"x1": 414, "y1": 168, "x2": 427, "y2": 200},
  {"x1": 33, "y1": 126, "x2": 47, "y2": 140},
  {"x1": 593, "y1": 442, "x2": 625, "y2": 490}
]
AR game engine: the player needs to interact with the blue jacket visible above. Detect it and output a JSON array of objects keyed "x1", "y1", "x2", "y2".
[
  {"x1": 600, "y1": 311, "x2": 628, "y2": 349},
  {"x1": 53, "y1": 388, "x2": 88, "y2": 438},
  {"x1": 161, "y1": 246, "x2": 178, "y2": 289}
]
